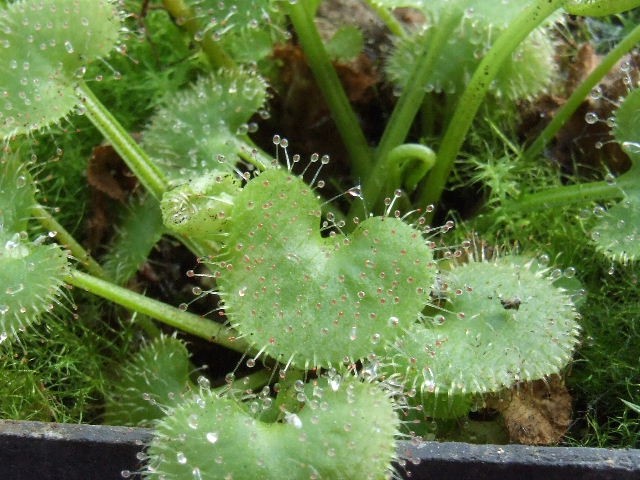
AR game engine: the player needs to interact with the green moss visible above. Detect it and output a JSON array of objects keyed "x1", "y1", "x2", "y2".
[{"x1": 0, "y1": 301, "x2": 137, "y2": 423}]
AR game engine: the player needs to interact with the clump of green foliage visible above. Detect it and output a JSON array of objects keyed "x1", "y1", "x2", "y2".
[{"x1": 1, "y1": 0, "x2": 640, "y2": 478}]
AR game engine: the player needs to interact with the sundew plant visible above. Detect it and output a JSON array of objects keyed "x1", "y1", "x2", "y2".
[{"x1": 1, "y1": 0, "x2": 640, "y2": 477}]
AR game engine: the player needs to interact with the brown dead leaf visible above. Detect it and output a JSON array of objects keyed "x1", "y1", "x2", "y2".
[
  {"x1": 87, "y1": 144, "x2": 137, "y2": 201},
  {"x1": 85, "y1": 144, "x2": 139, "y2": 250},
  {"x1": 486, "y1": 375, "x2": 572, "y2": 445}
]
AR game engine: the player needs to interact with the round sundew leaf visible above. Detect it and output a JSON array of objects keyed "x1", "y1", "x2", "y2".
[
  {"x1": 104, "y1": 335, "x2": 193, "y2": 427},
  {"x1": 385, "y1": 256, "x2": 580, "y2": 397},
  {"x1": 0, "y1": 0, "x2": 121, "y2": 138},
  {"x1": 145, "y1": 376, "x2": 400, "y2": 480},
  {"x1": 216, "y1": 168, "x2": 436, "y2": 369},
  {"x1": 141, "y1": 70, "x2": 268, "y2": 184},
  {"x1": 0, "y1": 231, "x2": 70, "y2": 343}
]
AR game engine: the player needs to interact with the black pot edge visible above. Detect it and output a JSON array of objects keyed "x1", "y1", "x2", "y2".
[{"x1": 1, "y1": 419, "x2": 639, "y2": 480}]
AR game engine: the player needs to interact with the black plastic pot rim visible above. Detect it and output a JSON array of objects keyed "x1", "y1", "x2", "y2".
[{"x1": 1, "y1": 419, "x2": 639, "y2": 480}]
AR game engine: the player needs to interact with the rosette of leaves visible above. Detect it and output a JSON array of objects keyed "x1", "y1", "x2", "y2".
[
  {"x1": 0, "y1": 0, "x2": 121, "y2": 138},
  {"x1": 590, "y1": 86, "x2": 640, "y2": 263},
  {"x1": 383, "y1": 0, "x2": 556, "y2": 101},
  {"x1": 141, "y1": 69, "x2": 268, "y2": 184},
  {"x1": 384, "y1": 254, "x2": 581, "y2": 418},
  {"x1": 0, "y1": 151, "x2": 70, "y2": 342},
  {"x1": 145, "y1": 374, "x2": 400, "y2": 480},
  {"x1": 104, "y1": 335, "x2": 193, "y2": 427}
]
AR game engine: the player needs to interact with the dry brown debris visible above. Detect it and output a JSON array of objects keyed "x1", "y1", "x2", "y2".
[{"x1": 487, "y1": 375, "x2": 572, "y2": 445}]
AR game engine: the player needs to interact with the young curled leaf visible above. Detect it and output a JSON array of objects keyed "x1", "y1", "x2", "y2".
[{"x1": 161, "y1": 173, "x2": 240, "y2": 240}]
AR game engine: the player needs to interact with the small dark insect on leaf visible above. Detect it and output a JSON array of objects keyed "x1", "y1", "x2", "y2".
[
  {"x1": 500, "y1": 296, "x2": 522, "y2": 311},
  {"x1": 430, "y1": 274, "x2": 448, "y2": 306}
]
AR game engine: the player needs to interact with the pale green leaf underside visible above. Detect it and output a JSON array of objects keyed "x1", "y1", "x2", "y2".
[
  {"x1": 141, "y1": 69, "x2": 268, "y2": 184},
  {"x1": 592, "y1": 86, "x2": 640, "y2": 262},
  {"x1": 0, "y1": 0, "x2": 120, "y2": 138},
  {"x1": 187, "y1": 0, "x2": 285, "y2": 63}
]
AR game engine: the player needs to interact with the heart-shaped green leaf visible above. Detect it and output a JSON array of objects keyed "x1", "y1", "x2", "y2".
[
  {"x1": 0, "y1": 0, "x2": 121, "y2": 138},
  {"x1": 217, "y1": 168, "x2": 436, "y2": 369},
  {"x1": 146, "y1": 375, "x2": 399, "y2": 480}
]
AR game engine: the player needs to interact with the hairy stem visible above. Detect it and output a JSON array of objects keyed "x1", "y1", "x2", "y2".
[
  {"x1": 417, "y1": 0, "x2": 567, "y2": 216},
  {"x1": 66, "y1": 269, "x2": 250, "y2": 354},
  {"x1": 498, "y1": 165, "x2": 639, "y2": 214},
  {"x1": 502, "y1": 180, "x2": 622, "y2": 212},
  {"x1": 287, "y1": 2, "x2": 371, "y2": 179},
  {"x1": 75, "y1": 81, "x2": 168, "y2": 200},
  {"x1": 524, "y1": 21, "x2": 640, "y2": 161},
  {"x1": 31, "y1": 205, "x2": 105, "y2": 279}
]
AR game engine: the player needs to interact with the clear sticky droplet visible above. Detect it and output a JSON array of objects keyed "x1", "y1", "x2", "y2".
[{"x1": 584, "y1": 112, "x2": 599, "y2": 124}]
